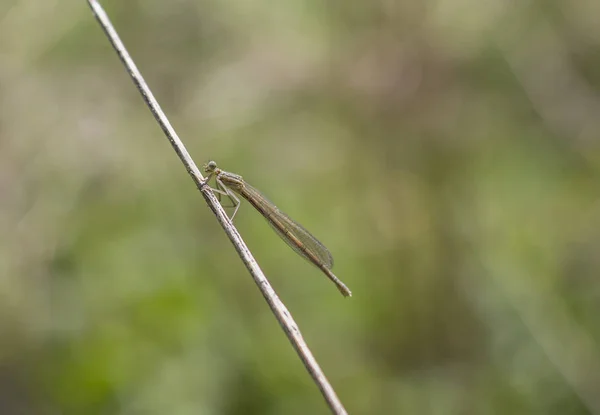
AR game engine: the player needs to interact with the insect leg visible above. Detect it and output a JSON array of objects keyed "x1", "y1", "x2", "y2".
[{"x1": 216, "y1": 178, "x2": 241, "y2": 220}]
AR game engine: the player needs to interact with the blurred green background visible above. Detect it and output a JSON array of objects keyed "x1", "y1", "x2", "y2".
[{"x1": 2, "y1": 0, "x2": 600, "y2": 414}]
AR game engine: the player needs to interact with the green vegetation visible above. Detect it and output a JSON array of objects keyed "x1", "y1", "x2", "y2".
[{"x1": 1, "y1": 1, "x2": 599, "y2": 413}]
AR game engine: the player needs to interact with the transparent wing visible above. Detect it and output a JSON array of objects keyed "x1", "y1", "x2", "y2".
[{"x1": 242, "y1": 183, "x2": 334, "y2": 269}]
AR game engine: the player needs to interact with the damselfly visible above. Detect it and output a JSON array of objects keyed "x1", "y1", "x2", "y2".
[{"x1": 203, "y1": 161, "x2": 352, "y2": 297}]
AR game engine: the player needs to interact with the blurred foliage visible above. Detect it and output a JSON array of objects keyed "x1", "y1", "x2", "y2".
[{"x1": 1, "y1": 0, "x2": 600, "y2": 414}]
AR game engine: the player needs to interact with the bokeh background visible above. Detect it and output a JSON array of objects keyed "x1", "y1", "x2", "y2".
[{"x1": 2, "y1": 0, "x2": 600, "y2": 414}]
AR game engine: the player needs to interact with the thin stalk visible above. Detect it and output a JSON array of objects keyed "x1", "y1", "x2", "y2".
[{"x1": 86, "y1": 2, "x2": 348, "y2": 414}]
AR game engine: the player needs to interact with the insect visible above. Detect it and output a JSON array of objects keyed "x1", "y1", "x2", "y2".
[{"x1": 203, "y1": 161, "x2": 352, "y2": 297}]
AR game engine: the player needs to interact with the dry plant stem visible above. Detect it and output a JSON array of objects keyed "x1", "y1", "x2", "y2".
[{"x1": 86, "y1": 1, "x2": 348, "y2": 414}]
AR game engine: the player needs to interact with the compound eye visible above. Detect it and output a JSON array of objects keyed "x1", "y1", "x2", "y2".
[{"x1": 205, "y1": 160, "x2": 217, "y2": 171}]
